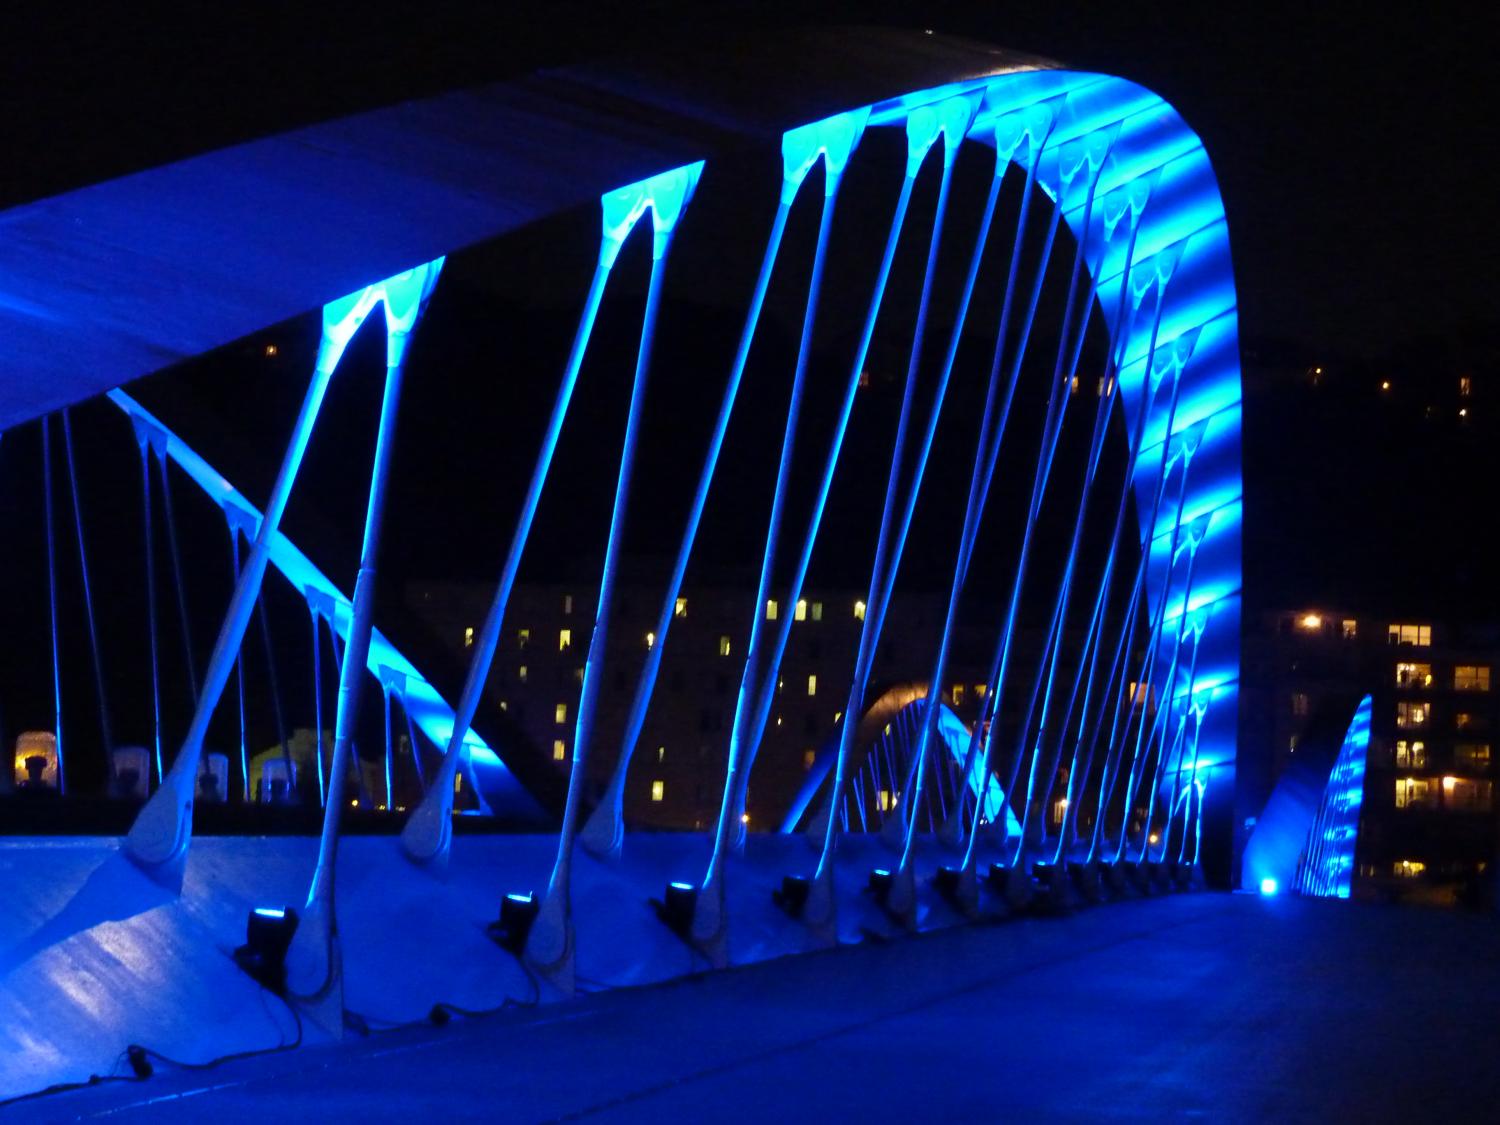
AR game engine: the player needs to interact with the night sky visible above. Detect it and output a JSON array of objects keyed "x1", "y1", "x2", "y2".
[{"x1": 1, "y1": 3, "x2": 1495, "y2": 762}]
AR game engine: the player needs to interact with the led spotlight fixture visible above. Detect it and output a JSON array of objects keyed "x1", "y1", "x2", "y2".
[
  {"x1": 1260, "y1": 877, "x2": 1278, "y2": 896},
  {"x1": 490, "y1": 891, "x2": 540, "y2": 956},
  {"x1": 932, "y1": 865, "x2": 962, "y2": 902},
  {"x1": 233, "y1": 906, "x2": 300, "y2": 994},
  {"x1": 773, "y1": 874, "x2": 811, "y2": 917},
  {"x1": 867, "y1": 868, "x2": 893, "y2": 903},
  {"x1": 985, "y1": 862, "x2": 1009, "y2": 891},
  {"x1": 653, "y1": 881, "x2": 698, "y2": 938}
]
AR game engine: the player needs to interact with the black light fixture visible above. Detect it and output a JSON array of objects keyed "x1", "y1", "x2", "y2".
[
  {"x1": 233, "y1": 906, "x2": 300, "y2": 994},
  {"x1": 772, "y1": 874, "x2": 810, "y2": 916},
  {"x1": 490, "y1": 891, "x2": 540, "y2": 956},
  {"x1": 985, "y1": 861, "x2": 1009, "y2": 890},
  {"x1": 653, "y1": 881, "x2": 698, "y2": 938},
  {"x1": 932, "y1": 865, "x2": 962, "y2": 902},
  {"x1": 867, "y1": 868, "x2": 893, "y2": 904}
]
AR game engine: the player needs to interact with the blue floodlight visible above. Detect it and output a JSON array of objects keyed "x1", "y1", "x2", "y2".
[{"x1": 1260, "y1": 878, "x2": 1278, "y2": 896}]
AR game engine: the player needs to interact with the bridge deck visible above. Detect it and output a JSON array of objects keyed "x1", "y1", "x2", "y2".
[{"x1": 41, "y1": 893, "x2": 1500, "y2": 1123}]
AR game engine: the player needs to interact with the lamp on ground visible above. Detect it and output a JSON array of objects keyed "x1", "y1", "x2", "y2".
[
  {"x1": 773, "y1": 874, "x2": 810, "y2": 916},
  {"x1": 653, "y1": 881, "x2": 698, "y2": 938},
  {"x1": 490, "y1": 892, "x2": 540, "y2": 955},
  {"x1": 867, "y1": 868, "x2": 893, "y2": 904},
  {"x1": 233, "y1": 906, "x2": 300, "y2": 994}
]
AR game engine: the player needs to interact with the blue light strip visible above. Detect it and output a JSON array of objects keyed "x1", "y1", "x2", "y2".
[
  {"x1": 41, "y1": 417, "x2": 65, "y2": 795},
  {"x1": 309, "y1": 600, "x2": 325, "y2": 807},
  {"x1": 62, "y1": 410, "x2": 113, "y2": 762},
  {"x1": 132, "y1": 428, "x2": 164, "y2": 786},
  {"x1": 231, "y1": 530, "x2": 249, "y2": 802},
  {"x1": 581, "y1": 173, "x2": 802, "y2": 860}
]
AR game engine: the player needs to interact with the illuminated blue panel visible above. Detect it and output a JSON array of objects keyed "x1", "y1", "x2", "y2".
[{"x1": 1296, "y1": 696, "x2": 1371, "y2": 899}]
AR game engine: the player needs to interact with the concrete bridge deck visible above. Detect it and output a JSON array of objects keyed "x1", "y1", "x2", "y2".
[{"x1": 31, "y1": 892, "x2": 1500, "y2": 1123}]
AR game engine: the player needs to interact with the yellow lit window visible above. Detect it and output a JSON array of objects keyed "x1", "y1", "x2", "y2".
[
  {"x1": 1460, "y1": 376, "x2": 1472, "y2": 397},
  {"x1": 553, "y1": 740, "x2": 566, "y2": 761},
  {"x1": 1069, "y1": 375, "x2": 1079, "y2": 394},
  {"x1": 1395, "y1": 662, "x2": 1432, "y2": 688},
  {"x1": 1455, "y1": 665, "x2": 1491, "y2": 692},
  {"x1": 558, "y1": 628, "x2": 572, "y2": 652},
  {"x1": 810, "y1": 601, "x2": 823, "y2": 622},
  {"x1": 656, "y1": 745, "x2": 666, "y2": 763},
  {"x1": 499, "y1": 700, "x2": 508, "y2": 712},
  {"x1": 806, "y1": 674, "x2": 817, "y2": 697},
  {"x1": 1298, "y1": 613, "x2": 1322, "y2": 631},
  {"x1": 1394, "y1": 860, "x2": 1426, "y2": 878},
  {"x1": 1341, "y1": 619, "x2": 1358, "y2": 639},
  {"x1": 645, "y1": 631, "x2": 656, "y2": 650},
  {"x1": 1395, "y1": 740, "x2": 1427, "y2": 768},
  {"x1": 719, "y1": 635, "x2": 732, "y2": 657},
  {"x1": 651, "y1": 780, "x2": 665, "y2": 802},
  {"x1": 853, "y1": 599, "x2": 866, "y2": 621},
  {"x1": 1388, "y1": 623, "x2": 1431, "y2": 646},
  {"x1": 766, "y1": 599, "x2": 778, "y2": 621},
  {"x1": 555, "y1": 703, "x2": 567, "y2": 724},
  {"x1": 517, "y1": 628, "x2": 530, "y2": 649},
  {"x1": 1395, "y1": 701, "x2": 1429, "y2": 729},
  {"x1": 878, "y1": 789, "x2": 893, "y2": 812},
  {"x1": 675, "y1": 597, "x2": 688, "y2": 618},
  {"x1": 1395, "y1": 776, "x2": 1433, "y2": 809},
  {"x1": 1443, "y1": 775, "x2": 1494, "y2": 812},
  {"x1": 518, "y1": 664, "x2": 528, "y2": 683},
  {"x1": 974, "y1": 684, "x2": 987, "y2": 699},
  {"x1": 803, "y1": 749, "x2": 815, "y2": 770},
  {"x1": 795, "y1": 599, "x2": 807, "y2": 622},
  {"x1": 463, "y1": 626, "x2": 474, "y2": 648},
  {"x1": 952, "y1": 683, "x2": 965, "y2": 706}
]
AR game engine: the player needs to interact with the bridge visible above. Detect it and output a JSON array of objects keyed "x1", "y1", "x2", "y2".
[{"x1": 0, "y1": 25, "x2": 1300, "y2": 1112}]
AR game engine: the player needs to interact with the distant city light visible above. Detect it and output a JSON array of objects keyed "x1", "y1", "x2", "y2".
[
  {"x1": 1380, "y1": 380, "x2": 1391, "y2": 391},
  {"x1": 1260, "y1": 878, "x2": 1278, "y2": 896},
  {"x1": 1299, "y1": 613, "x2": 1322, "y2": 630}
]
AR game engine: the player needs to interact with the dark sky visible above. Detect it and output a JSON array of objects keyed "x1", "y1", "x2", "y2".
[{"x1": 4, "y1": 1, "x2": 1495, "y2": 360}]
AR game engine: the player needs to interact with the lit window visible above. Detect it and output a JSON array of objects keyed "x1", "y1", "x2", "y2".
[
  {"x1": 1341, "y1": 619, "x2": 1358, "y2": 639},
  {"x1": 1443, "y1": 775, "x2": 1494, "y2": 812},
  {"x1": 1291, "y1": 692, "x2": 1310, "y2": 717},
  {"x1": 1050, "y1": 796, "x2": 1068, "y2": 827},
  {"x1": 1455, "y1": 665, "x2": 1491, "y2": 692},
  {"x1": 810, "y1": 601, "x2": 823, "y2": 622},
  {"x1": 853, "y1": 600, "x2": 866, "y2": 621},
  {"x1": 974, "y1": 684, "x2": 987, "y2": 699},
  {"x1": 877, "y1": 789, "x2": 893, "y2": 812},
  {"x1": 1387, "y1": 623, "x2": 1432, "y2": 647},
  {"x1": 645, "y1": 631, "x2": 656, "y2": 650},
  {"x1": 264, "y1": 343, "x2": 279, "y2": 357},
  {"x1": 1456, "y1": 712, "x2": 1486, "y2": 731},
  {"x1": 1298, "y1": 613, "x2": 1322, "y2": 631},
  {"x1": 1460, "y1": 376, "x2": 1472, "y2": 397},
  {"x1": 718, "y1": 635, "x2": 731, "y2": 657},
  {"x1": 1395, "y1": 701, "x2": 1429, "y2": 729},
  {"x1": 1380, "y1": 379, "x2": 1392, "y2": 391},
  {"x1": 499, "y1": 700, "x2": 508, "y2": 712},
  {"x1": 675, "y1": 597, "x2": 688, "y2": 618},
  {"x1": 558, "y1": 628, "x2": 572, "y2": 652},
  {"x1": 1456, "y1": 743, "x2": 1491, "y2": 770},
  {"x1": 463, "y1": 626, "x2": 474, "y2": 648},
  {"x1": 518, "y1": 628, "x2": 530, "y2": 650},
  {"x1": 806, "y1": 674, "x2": 817, "y2": 697},
  {"x1": 1394, "y1": 860, "x2": 1426, "y2": 878},
  {"x1": 1070, "y1": 375, "x2": 1079, "y2": 394},
  {"x1": 952, "y1": 683, "x2": 965, "y2": 706},
  {"x1": 656, "y1": 745, "x2": 666, "y2": 763},
  {"x1": 1395, "y1": 740, "x2": 1428, "y2": 768},
  {"x1": 651, "y1": 780, "x2": 665, "y2": 803},
  {"x1": 1395, "y1": 776, "x2": 1434, "y2": 809},
  {"x1": 563, "y1": 594, "x2": 573, "y2": 615},
  {"x1": 1395, "y1": 662, "x2": 1432, "y2": 688},
  {"x1": 795, "y1": 599, "x2": 807, "y2": 622},
  {"x1": 555, "y1": 703, "x2": 567, "y2": 724},
  {"x1": 803, "y1": 749, "x2": 815, "y2": 770},
  {"x1": 518, "y1": 664, "x2": 528, "y2": 683},
  {"x1": 766, "y1": 600, "x2": 778, "y2": 621},
  {"x1": 553, "y1": 740, "x2": 566, "y2": 761}
]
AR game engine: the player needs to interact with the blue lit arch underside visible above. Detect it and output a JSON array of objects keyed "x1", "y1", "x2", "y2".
[
  {"x1": 1296, "y1": 696, "x2": 1370, "y2": 898},
  {"x1": 800, "y1": 70, "x2": 1242, "y2": 819}
]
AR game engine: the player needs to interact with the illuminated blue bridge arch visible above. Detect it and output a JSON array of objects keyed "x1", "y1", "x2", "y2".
[{"x1": 0, "y1": 28, "x2": 1242, "y2": 1053}]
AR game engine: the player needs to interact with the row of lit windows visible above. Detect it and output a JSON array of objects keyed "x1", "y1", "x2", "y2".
[
  {"x1": 1388, "y1": 623, "x2": 1432, "y2": 647},
  {"x1": 1394, "y1": 775, "x2": 1494, "y2": 811},
  {"x1": 1395, "y1": 740, "x2": 1491, "y2": 769},
  {"x1": 1395, "y1": 662, "x2": 1490, "y2": 691}
]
